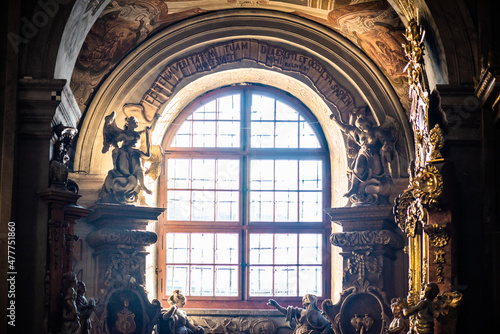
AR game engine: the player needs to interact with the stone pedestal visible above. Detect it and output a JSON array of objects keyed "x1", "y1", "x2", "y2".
[
  {"x1": 325, "y1": 206, "x2": 405, "y2": 301},
  {"x1": 85, "y1": 203, "x2": 164, "y2": 296}
]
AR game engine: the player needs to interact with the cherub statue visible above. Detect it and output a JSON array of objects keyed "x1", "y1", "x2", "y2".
[
  {"x1": 330, "y1": 107, "x2": 399, "y2": 206},
  {"x1": 99, "y1": 112, "x2": 154, "y2": 204},
  {"x1": 76, "y1": 281, "x2": 96, "y2": 334},
  {"x1": 386, "y1": 298, "x2": 408, "y2": 334},
  {"x1": 268, "y1": 294, "x2": 332, "y2": 334},
  {"x1": 61, "y1": 272, "x2": 81, "y2": 334},
  {"x1": 159, "y1": 290, "x2": 204, "y2": 334},
  {"x1": 403, "y1": 283, "x2": 440, "y2": 334}
]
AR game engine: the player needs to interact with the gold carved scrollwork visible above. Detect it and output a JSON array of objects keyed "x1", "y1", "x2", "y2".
[
  {"x1": 425, "y1": 224, "x2": 450, "y2": 248},
  {"x1": 428, "y1": 124, "x2": 444, "y2": 161}
]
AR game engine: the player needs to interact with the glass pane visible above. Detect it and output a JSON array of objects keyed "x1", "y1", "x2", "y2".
[
  {"x1": 217, "y1": 121, "x2": 240, "y2": 147},
  {"x1": 249, "y1": 234, "x2": 273, "y2": 265},
  {"x1": 299, "y1": 266, "x2": 322, "y2": 296},
  {"x1": 251, "y1": 121, "x2": 274, "y2": 148},
  {"x1": 299, "y1": 121, "x2": 320, "y2": 148},
  {"x1": 192, "y1": 121, "x2": 216, "y2": 147},
  {"x1": 192, "y1": 159, "x2": 215, "y2": 189},
  {"x1": 171, "y1": 121, "x2": 192, "y2": 147},
  {"x1": 216, "y1": 160, "x2": 239, "y2": 190},
  {"x1": 192, "y1": 191, "x2": 215, "y2": 221},
  {"x1": 275, "y1": 234, "x2": 298, "y2": 265},
  {"x1": 251, "y1": 94, "x2": 275, "y2": 120},
  {"x1": 217, "y1": 94, "x2": 240, "y2": 120},
  {"x1": 299, "y1": 192, "x2": 322, "y2": 222},
  {"x1": 250, "y1": 191, "x2": 273, "y2": 221},
  {"x1": 274, "y1": 160, "x2": 298, "y2": 190},
  {"x1": 166, "y1": 265, "x2": 189, "y2": 296},
  {"x1": 250, "y1": 160, "x2": 274, "y2": 190},
  {"x1": 274, "y1": 266, "x2": 297, "y2": 296},
  {"x1": 299, "y1": 234, "x2": 322, "y2": 264},
  {"x1": 191, "y1": 233, "x2": 214, "y2": 264},
  {"x1": 167, "y1": 159, "x2": 191, "y2": 189},
  {"x1": 276, "y1": 101, "x2": 299, "y2": 121},
  {"x1": 275, "y1": 122, "x2": 299, "y2": 148},
  {"x1": 192, "y1": 100, "x2": 216, "y2": 120},
  {"x1": 215, "y1": 266, "x2": 238, "y2": 296},
  {"x1": 299, "y1": 160, "x2": 322, "y2": 191},
  {"x1": 166, "y1": 233, "x2": 189, "y2": 263},
  {"x1": 216, "y1": 191, "x2": 239, "y2": 221},
  {"x1": 215, "y1": 234, "x2": 239, "y2": 264},
  {"x1": 190, "y1": 265, "x2": 214, "y2": 296},
  {"x1": 274, "y1": 192, "x2": 298, "y2": 222},
  {"x1": 249, "y1": 266, "x2": 273, "y2": 296},
  {"x1": 167, "y1": 190, "x2": 191, "y2": 220}
]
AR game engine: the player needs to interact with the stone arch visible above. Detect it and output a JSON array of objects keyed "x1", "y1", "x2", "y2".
[{"x1": 73, "y1": 9, "x2": 413, "y2": 207}]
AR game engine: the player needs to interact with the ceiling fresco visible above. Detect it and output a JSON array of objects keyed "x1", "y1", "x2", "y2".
[{"x1": 70, "y1": 0, "x2": 409, "y2": 113}]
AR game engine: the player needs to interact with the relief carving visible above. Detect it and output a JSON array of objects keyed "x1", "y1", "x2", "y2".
[
  {"x1": 331, "y1": 230, "x2": 404, "y2": 250},
  {"x1": 344, "y1": 250, "x2": 382, "y2": 283},
  {"x1": 86, "y1": 228, "x2": 158, "y2": 248}
]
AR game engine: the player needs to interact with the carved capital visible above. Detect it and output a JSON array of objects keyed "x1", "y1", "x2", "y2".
[
  {"x1": 331, "y1": 230, "x2": 404, "y2": 250},
  {"x1": 86, "y1": 228, "x2": 157, "y2": 248}
]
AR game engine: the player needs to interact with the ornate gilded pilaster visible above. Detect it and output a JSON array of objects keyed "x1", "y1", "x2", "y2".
[{"x1": 392, "y1": 1, "x2": 462, "y2": 332}]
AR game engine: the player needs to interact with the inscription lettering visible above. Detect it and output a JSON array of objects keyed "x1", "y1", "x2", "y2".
[{"x1": 141, "y1": 39, "x2": 354, "y2": 113}]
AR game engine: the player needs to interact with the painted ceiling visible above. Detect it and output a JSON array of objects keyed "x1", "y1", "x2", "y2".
[{"x1": 70, "y1": 0, "x2": 409, "y2": 113}]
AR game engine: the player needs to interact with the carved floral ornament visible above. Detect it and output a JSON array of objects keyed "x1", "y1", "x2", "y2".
[{"x1": 394, "y1": 163, "x2": 444, "y2": 237}]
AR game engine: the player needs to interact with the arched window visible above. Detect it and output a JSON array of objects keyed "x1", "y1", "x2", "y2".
[{"x1": 158, "y1": 85, "x2": 331, "y2": 308}]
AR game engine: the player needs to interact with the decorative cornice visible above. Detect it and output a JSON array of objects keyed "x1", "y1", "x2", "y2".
[
  {"x1": 331, "y1": 230, "x2": 404, "y2": 250},
  {"x1": 86, "y1": 228, "x2": 157, "y2": 248}
]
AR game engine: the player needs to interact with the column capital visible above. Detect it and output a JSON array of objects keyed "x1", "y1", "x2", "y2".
[{"x1": 17, "y1": 78, "x2": 67, "y2": 139}]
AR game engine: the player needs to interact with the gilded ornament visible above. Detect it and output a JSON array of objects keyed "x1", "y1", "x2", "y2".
[
  {"x1": 413, "y1": 165, "x2": 443, "y2": 209},
  {"x1": 433, "y1": 249, "x2": 446, "y2": 264},
  {"x1": 428, "y1": 124, "x2": 444, "y2": 161},
  {"x1": 424, "y1": 225, "x2": 449, "y2": 248}
]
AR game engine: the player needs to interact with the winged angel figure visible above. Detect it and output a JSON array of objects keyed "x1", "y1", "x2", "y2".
[
  {"x1": 330, "y1": 107, "x2": 400, "y2": 206},
  {"x1": 99, "y1": 112, "x2": 159, "y2": 204}
]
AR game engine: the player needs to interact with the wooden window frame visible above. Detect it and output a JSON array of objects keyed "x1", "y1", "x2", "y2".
[{"x1": 157, "y1": 85, "x2": 331, "y2": 309}]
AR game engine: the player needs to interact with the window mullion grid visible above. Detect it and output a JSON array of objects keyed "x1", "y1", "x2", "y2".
[
  {"x1": 241, "y1": 89, "x2": 250, "y2": 299},
  {"x1": 213, "y1": 233, "x2": 216, "y2": 297},
  {"x1": 272, "y1": 233, "x2": 276, "y2": 296},
  {"x1": 296, "y1": 233, "x2": 300, "y2": 296},
  {"x1": 188, "y1": 233, "x2": 192, "y2": 297}
]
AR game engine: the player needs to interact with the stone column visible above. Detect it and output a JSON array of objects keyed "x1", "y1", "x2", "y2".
[
  {"x1": 325, "y1": 206, "x2": 405, "y2": 301},
  {"x1": 85, "y1": 203, "x2": 164, "y2": 296},
  {"x1": 15, "y1": 78, "x2": 66, "y2": 334}
]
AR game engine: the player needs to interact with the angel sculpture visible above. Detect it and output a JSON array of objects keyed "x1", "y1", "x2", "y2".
[
  {"x1": 99, "y1": 112, "x2": 154, "y2": 204},
  {"x1": 330, "y1": 107, "x2": 399, "y2": 206},
  {"x1": 158, "y1": 290, "x2": 204, "y2": 334}
]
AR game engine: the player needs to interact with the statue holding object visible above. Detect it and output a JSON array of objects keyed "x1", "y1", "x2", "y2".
[
  {"x1": 268, "y1": 294, "x2": 332, "y2": 334},
  {"x1": 99, "y1": 112, "x2": 158, "y2": 204},
  {"x1": 330, "y1": 107, "x2": 399, "y2": 206},
  {"x1": 159, "y1": 290, "x2": 205, "y2": 334},
  {"x1": 386, "y1": 298, "x2": 408, "y2": 334}
]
